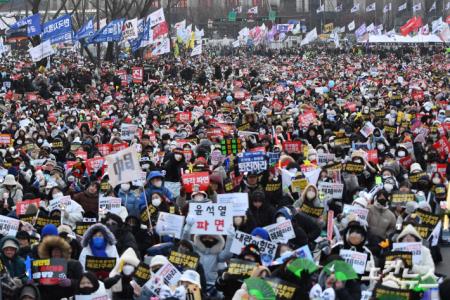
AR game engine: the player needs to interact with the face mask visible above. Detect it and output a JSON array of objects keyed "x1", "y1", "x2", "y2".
[
  {"x1": 153, "y1": 180, "x2": 162, "y2": 188},
  {"x1": 193, "y1": 195, "x2": 205, "y2": 202},
  {"x1": 306, "y1": 191, "x2": 316, "y2": 200},
  {"x1": 174, "y1": 154, "x2": 182, "y2": 161},
  {"x1": 432, "y1": 177, "x2": 441, "y2": 185},
  {"x1": 92, "y1": 236, "x2": 105, "y2": 248},
  {"x1": 122, "y1": 265, "x2": 135, "y2": 276},
  {"x1": 106, "y1": 223, "x2": 118, "y2": 232},
  {"x1": 19, "y1": 164, "x2": 26, "y2": 171},
  {"x1": 276, "y1": 216, "x2": 286, "y2": 223},
  {"x1": 53, "y1": 192, "x2": 64, "y2": 199},
  {"x1": 377, "y1": 144, "x2": 385, "y2": 151},
  {"x1": 384, "y1": 183, "x2": 394, "y2": 193},
  {"x1": 397, "y1": 150, "x2": 406, "y2": 157},
  {"x1": 142, "y1": 163, "x2": 150, "y2": 170},
  {"x1": 377, "y1": 199, "x2": 387, "y2": 207},
  {"x1": 78, "y1": 287, "x2": 95, "y2": 295},
  {"x1": 152, "y1": 197, "x2": 162, "y2": 207},
  {"x1": 121, "y1": 183, "x2": 130, "y2": 191}
]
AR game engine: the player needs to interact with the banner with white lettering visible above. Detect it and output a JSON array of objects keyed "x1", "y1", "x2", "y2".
[
  {"x1": 106, "y1": 146, "x2": 142, "y2": 187},
  {"x1": 98, "y1": 197, "x2": 122, "y2": 215},
  {"x1": 237, "y1": 152, "x2": 267, "y2": 173},
  {"x1": 231, "y1": 230, "x2": 278, "y2": 266},
  {"x1": 392, "y1": 242, "x2": 422, "y2": 264},
  {"x1": 263, "y1": 220, "x2": 296, "y2": 243}
]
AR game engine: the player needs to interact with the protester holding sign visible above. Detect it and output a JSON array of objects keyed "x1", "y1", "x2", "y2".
[
  {"x1": 139, "y1": 171, "x2": 174, "y2": 209},
  {"x1": 0, "y1": 236, "x2": 27, "y2": 285},
  {"x1": 74, "y1": 271, "x2": 108, "y2": 299}
]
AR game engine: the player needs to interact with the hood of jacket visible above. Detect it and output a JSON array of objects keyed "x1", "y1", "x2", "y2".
[
  {"x1": 193, "y1": 234, "x2": 225, "y2": 254},
  {"x1": 38, "y1": 236, "x2": 72, "y2": 259},
  {"x1": 300, "y1": 184, "x2": 319, "y2": 203},
  {"x1": 0, "y1": 236, "x2": 20, "y2": 257},
  {"x1": 396, "y1": 224, "x2": 422, "y2": 242},
  {"x1": 110, "y1": 247, "x2": 140, "y2": 277},
  {"x1": 81, "y1": 223, "x2": 117, "y2": 247}
]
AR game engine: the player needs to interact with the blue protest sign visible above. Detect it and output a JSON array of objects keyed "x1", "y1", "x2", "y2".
[
  {"x1": 237, "y1": 152, "x2": 268, "y2": 173},
  {"x1": 42, "y1": 14, "x2": 72, "y2": 44},
  {"x1": 89, "y1": 18, "x2": 124, "y2": 43},
  {"x1": 10, "y1": 13, "x2": 41, "y2": 37}
]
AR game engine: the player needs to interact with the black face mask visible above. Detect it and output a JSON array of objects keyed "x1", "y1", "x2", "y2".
[
  {"x1": 78, "y1": 287, "x2": 96, "y2": 295},
  {"x1": 201, "y1": 239, "x2": 218, "y2": 248},
  {"x1": 377, "y1": 198, "x2": 388, "y2": 206},
  {"x1": 106, "y1": 223, "x2": 118, "y2": 232}
]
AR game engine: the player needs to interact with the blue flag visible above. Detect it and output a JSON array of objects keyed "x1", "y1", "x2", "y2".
[
  {"x1": 89, "y1": 18, "x2": 124, "y2": 43},
  {"x1": 76, "y1": 17, "x2": 94, "y2": 40},
  {"x1": 10, "y1": 13, "x2": 41, "y2": 37},
  {"x1": 42, "y1": 14, "x2": 73, "y2": 44},
  {"x1": 130, "y1": 19, "x2": 145, "y2": 52}
]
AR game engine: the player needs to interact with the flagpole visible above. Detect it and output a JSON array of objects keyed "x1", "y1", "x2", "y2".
[{"x1": 96, "y1": 0, "x2": 100, "y2": 67}]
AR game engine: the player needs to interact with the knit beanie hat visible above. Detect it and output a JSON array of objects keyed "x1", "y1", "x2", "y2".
[
  {"x1": 41, "y1": 224, "x2": 58, "y2": 238},
  {"x1": 251, "y1": 227, "x2": 270, "y2": 241}
]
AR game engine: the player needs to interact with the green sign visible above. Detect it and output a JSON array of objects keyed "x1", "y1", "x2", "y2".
[
  {"x1": 228, "y1": 11, "x2": 237, "y2": 22},
  {"x1": 269, "y1": 11, "x2": 277, "y2": 21}
]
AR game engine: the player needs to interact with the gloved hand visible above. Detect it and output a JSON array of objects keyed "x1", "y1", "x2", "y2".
[
  {"x1": 185, "y1": 215, "x2": 195, "y2": 226},
  {"x1": 59, "y1": 278, "x2": 72, "y2": 287}
]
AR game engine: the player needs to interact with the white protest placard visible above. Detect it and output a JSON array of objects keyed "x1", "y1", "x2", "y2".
[
  {"x1": 144, "y1": 262, "x2": 181, "y2": 296},
  {"x1": 155, "y1": 212, "x2": 185, "y2": 239},
  {"x1": 0, "y1": 215, "x2": 20, "y2": 236},
  {"x1": 28, "y1": 40, "x2": 55, "y2": 62},
  {"x1": 122, "y1": 18, "x2": 138, "y2": 40},
  {"x1": 318, "y1": 182, "x2": 344, "y2": 199},
  {"x1": 48, "y1": 196, "x2": 73, "y2": 212},
  {"x1": 392, "y1": 242, "x2": 422, "y2": 264},
  {"x1": 231, "y1": 230, "x2": 278, "y2": 265},
  {"x1": 263, "y1": 220, "x2": 296, "y2": 243},
  {"x1": 360, "y1": 121, "x2": 375, "y2": 138},
  {"x1": 317, "y1": 153, "x2": 336, "y2": 166},
  {"x1": 75, "y1": 293, "x2": 108, "y2": 300},
  {"x1": 343, "y1": 204, "x2": 369, "y2": 221},
  {"x1": 217, "y1": 193, "x2": 249, "y2": 216},
  {"x1": 120, "y1": 124, "x2": 139, "y2": 141},
  {"x1": 106, "y1": 146, "x2": 142, "y2": 187},
  {"x1": 339, "y1": 249, "x2": 368, "y2": 274},
  {"x1": 294, "y1": 245, "x2": 313, "y2": 261},
  {"x1": 188, "y1": 203, "x2": 233, "y2": 235},
  {"x1": 98, "y1": 197, "x2": 122, "y2": 215},
  {"x1": 132, "y1": 171, "x2": 147, "y2": 187}
]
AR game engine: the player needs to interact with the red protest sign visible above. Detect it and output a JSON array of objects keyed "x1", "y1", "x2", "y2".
[
  {"x1": 433, "y1": 136, "x2": 450, "y2": 159},
  {"x1": 0, "y1": 134, "x2": 11, "y2": 145},
  {"x1": 27, "y1": 93, "x2": 37, "y2": 101},
  {"x1": 298, "y1": 111, "x2": 316, "y2": 128},
  {"x1": 16, "y1": 198, "x2": 40, "y2": 216},
  {"x1": 112, "y1": 143, "x2": 128, "y2": 153},
  {"x1": 430, "y1": 163, "x2": 447, "y2": 178},
  {"x1": 132, "y1": 67, "x2": 143, "y2": 84},
  {"x1": 282, "y1": 141, "x2": 302, "y2": 154},
  {"x1": 207, "y1": 128, "x2": 223, "y2": 140},
  {"x1": 182, "y1": 172, "x2": 210, "y2": 193},
  {"x1": 176, "y1": 112, "x2": 192, "y2": 123},
  {"x1": 116, "y1": 70, "x2": 128, "y2": 86},
  {"x1": 86, "y1": 157, "x2": 105, "y2": 175},
  {"x1": 97, "y1": 144, "x2": 112, "y2": 156},
  {"x1": 411, "y1": 90, "x2": 424, "y2": 102},
  {"x1": 367, "y1": 150, "x2": 379, "y2": 164},
  {"x1": 272, "y1": 100, "x2": 284, "y2": 112},
  {"x1": 75, "y1": 149, "x2": 88, "y2": 161},
  {"x1": 399, "y1": 155, "x2": 413, "y2": 169},
  {"x1": 234, "y1": 91, "x2": 245, "y2": 99},
  {"x1": 100, "y1": 120, "x2": 114, "y2": 129}
]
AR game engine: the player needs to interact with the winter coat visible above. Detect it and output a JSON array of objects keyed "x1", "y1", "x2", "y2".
[
  {"x1": 367, "y1": 204, "x2": 396, "y2": 239},
  {"x1": 107, "y1": 247, "x2": 140, "y2": 294},
  {"x1": 293, "y1": 184, "x2": 322, "y2": 209},
  {"x1": 0, "y1": 183, "x2": 23, "y2": 206},
  {"x1": 249, "y1": 196, "x2": 277, "y2": 228},
  {"x1": 73, "y1": 190, "x2": 99, "y2": 215},
  {"x1": 118, "y1": 189, "x2": 141, "y2": 217},
  {"x1": 396, "y1": 224, "x2": 435, "y2": 275},
  {"x1": 109, "y1": 226, "x2": 140, "y2": 258},
  {"x1": 0, "y1": 236, "x2": 27, "y2": 283},
  {"x1": 163, "y1": 153, "x2": 186, "y2": 182},
  {"x1": 60, "y1": 199, "x2": 84, "y2": 229},
  {"x1": 79, "y1": 223, "x2": 120, "y2": 271},
  {"x1": 139, "y1": 183, "x2": 174, "y2": 209},
  {"x1": 74, "y1": 281, "x2": 107, "y2": 300},
  {"x1": 292, "y1": 211, "x2": 322, "y2": 243}
]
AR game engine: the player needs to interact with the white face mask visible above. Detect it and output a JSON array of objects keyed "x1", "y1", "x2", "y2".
[
  {"x1": 152, "y1": 197, "x2": 162, "y2": 207},
  {"x1": 306, "y1": 191, "x2": 316, "y2": 200},
  {"x1": 432, "y1": 177, "x2": 440, "y2": 185},
  {"x1": 377, "y1": 144, "x2": 385, "y2": 151},
  {"x1": 122, "y1": 265, "x2": 135, "y2": 276},
  {"x1": 52, "y1": 192, "x2": 64, "y2": 199},
  {"x1": 174, "y1": 154, "x2": 183, "y2": 161},
  {"x1": 384, "y1": 183, "x2": 394, "y2": 193},
  {"x1": 397, "y1": 150, "x2": 406, "y2": 157},
  {"x1": 121, "y1": 183, "x2": 130, "y2": 191},
  {"x1": 288, "y1": 168, "x2": 298, "y2": 174},
  {"x1": 276, "y1": 216, "x2": 286, "y2": 223},
  {"x1": 193, "y1": 195, "x2": 205, "y2": 202},
  {"x1": 153, "y1": 180, "x2": 162, "y2": 188}
]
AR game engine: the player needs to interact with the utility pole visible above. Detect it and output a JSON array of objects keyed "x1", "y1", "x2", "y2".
[{"x1": 96, "y1": 0, "x2": 100, "y2": 66}]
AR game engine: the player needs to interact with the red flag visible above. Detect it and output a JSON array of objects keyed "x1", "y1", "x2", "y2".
[
  {"x1": 446, "y1": 16, "x2": 450, "y2": 24},
  {"x1": 153, "y1": 21, "x2": 169, "y2": 40},
  {"x1": 400, "y1": 17, "x2": 417, "y2": 36}
]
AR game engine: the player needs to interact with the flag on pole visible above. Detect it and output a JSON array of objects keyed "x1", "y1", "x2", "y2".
[
  {"x1": 398, "y1": 3, "x2": 407, "y2": 12},
  {"x1": 348, "y1": 20, "x2": 355, "y2": 31},
  {"x1": 366, "y1": 3, "x2": 376, "y2": 12},
  {"x1": 316, "y1": 4, "x2": 324, "y2": 13},
  {"x1": 355, "y1": 23, "x2": 367, "y2": 37},
  {"x1": 383, "y1": 3, "x2": 392, "y2": 13},
  {"x1": 351, "y1": 4, "x2": 360, "y2": 13},
  {"x1": 420, "y1": 24, "x2": 430, "y2": 35},
  {"x1": 248, "y1": 6, "x2": 258, "y2": 14},
  {"x1": 412, "y1": 3, "x2": 421, "y2": 12},
  {"x1": 386, "y1": 29, "x2": 396, "y2": 37},
  {"x1": 429, "y1": 2, "x2": 436, "y2": 12},
  {"x1": 446, "y1": 2, "x2": 450, "y2": 10},
  {"x1": 191, "y1": 43, "x2": 202, "y2": 57}
]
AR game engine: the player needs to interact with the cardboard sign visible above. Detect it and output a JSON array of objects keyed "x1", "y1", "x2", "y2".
[
  {"x1": 74, "y1": 221, "x2": 96, "y2": 236},
  {"x1": 415, "y1": 209, "x2": 440, "y2": 227},
  {"x1": 390, "y1": 193, "x2": 415, "y2": 207},
  {"x1": 144, "y1": 262, "x2": 181, "y2": 296},
  {"x1": 237, "y1": 152, "x2": 267, "y2": 173},
  {"x1": 155, "y1": 212, "x2": 185, "y2": 239},
  {"x1": 343, "y1": 162, "x2": 364, "y2": 174},
  {"x1": 0, "y1": 215, "x2": 20, "y2": 236},
  {"x1": 317, "y1": 153, "x2": 336, "y2": 166},
  {"x1": 231, "y1": 230, "x2": 278, "y2": 266},
  {"x1": 300, "y1": 203, "x2": 324, "y2": 218},
  {"x1": 181, "y1": 172, "x2": 210, "y2": 193},
  {"x1": 339, "y1": 249, "x2": 367, "y2": 274},
  {"x1": 374, "y1": 286, "x2": 410, "y2": 300},
  {"x1": 85, "y1": 256, "x2": 116, "y2": 279},
  {"x1": 133, "y1": 262, "x2": 151, "y2": 286},
  {"x1": 168, "y1": 250, "x2": 199, "y2": 270},
  {"x1": 32, "y1": 258, "x2": 67, "y2": 285},
  {"x1": 384, "y1": 251, "x2": 413, "y2": 268},
  {"x1": 188, "y1": 203, "x2": 233, "y2": 235},
  {"x1": 98, "y1": 197, "x2": 122, "y2": 215},
  {"x1": 227, "y1": 258, "x2": 258, "y2": 279},
  {"x1": 343, "y1": 204, "x2": 369, "y2": 221},
  {"x1": 392, "y1": 242, "x2": 422, "y2": 264},
  {"x1": 220, "y1": 138, "x2": 242, "y2": 155},
  {"x1": 216, "y1": 193, "x2": 249, "y2": 216},
  {"x1": 105, "y1": 146, "x2": 142, "y2": 187},
  {"x1": 409, "y1": 171, "x2": 427, "y2": 183},
  {"x1": 120, "y1": 124, "x2": 139, "y2": 141},
  {"x1": 132, "y1": 67, "x2": 143, "y2": 84},
  {"x1": 318, "y1": 182, "x2": 344, "y2": 199},
  {"x1": 16, "y1": 198, "x2": 40, "y2": 216},
  {"x1": 266, "y1": 278, "x2": 298, "y2": 300},
  {"x1": 263, "y1": 220, "x2": 296, "y2": 243},
  {"x1": 282, "y1": 141, "x2": 302, "y2": 154}
]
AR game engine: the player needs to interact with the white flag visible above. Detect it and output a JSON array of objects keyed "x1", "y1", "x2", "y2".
[
  {"x1": 28, "y1": 40, "x2": 55, "y2": 62},
  {"x1": 348, "y1": 21, "x2": 355, "y2": 31},
  {"x1": 300, "y1": 28, "x2": 317, "y2": 46},
  {"x1": 149, "y1": 8, "x2": 165, "y2": 27},
  {"x1": 412, "y1": 3, "x2": 421, "y2": 12},
  {"x1": 248, "y1": 6, "x2": 258, "y2": 14},
  {"x1": 351, "y1": 4, "x2": 360, "y2": 13},
  {"x1": 446, "y1": 2, "x2": 450, "y2": 10},
  {"x1": 383, "y1": 3, "x2": 392, "y2": 13},
  {"x1": 191, "y1": 44, "x2": 202, "y2": 56},
  {"x1": 398, "y1": 2, "x2": 407, "y2": 11},
  {"x1": 366, "y1": 3, "x2": 376, "y2": 12},
  {"x1": 152, "y1": 37, "x2": 170, "y2": 56},
  {"x1": 122, "y1": 18, "x2": 138, "y2": 40},
  {"x1": 232, "y1": 40, "x2": 240, "y2": 48},
  {"x1": 194, "y1": 27, "x2": 204, "y2": 40},
  {"x1": 432, "y1": 17, "x2": 445, "y2": 33},
  {"x1": 366, "y1": 23, "x2": 375, "y2": 33},
  {"x1": 429, "y1": 2, "x2": 436, "y2": 12},
  {"x1": 316, "y1": 4, "x2": 324, "y2": 13},
  {"x1": 386, "y1": 29, "x2": 396, "y2": 37},
  {"x1": 106, "y1": 146, "x2": 142, "y2": 187},
  {"x1": 174, "y1": 20, "x2": 186, "y2": 31}
]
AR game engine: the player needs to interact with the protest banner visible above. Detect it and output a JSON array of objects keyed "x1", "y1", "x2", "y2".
[
  {"x1": 168, "y1": 250, "x2": 200, "y2": 270},
  {"x1": 360, "y1": 121, "x2": 375, "y2": 137},
  {"x1": 220, "y1": 138, "x2": 242, "y2": 155},
  {"x1": 343, "y1": 204, "x2": 369, "y2": 221},
  {"x1": 85, "y1": 256, "x2": 116, "y2": 279},
  {"x1": 367, "y1": 149, "x2": 379, "y2": 164},
  {"x1": 298, "y1": 111, "x2": 316, "y2": 128},
  {"x1": 144, "y1": 262, "x2": 181, "y2": 296},
  {"x1": 227, "y1": 258, "x2": 258, "y2": 279},
  {"x1": 416, "y1": 209, "x2": 440, "y2": 227},
  {"x1": 32, "y1": 258, "x2": 67, "y2": 285},
  {"x1": 409, "y1": 171, "x2": 427, "y2": 184},
  {"x1": 34, "y1": 215, "x2": 61, "y2": 228},
  {"x1": 334, "y1": 137, "x2": 351, "y2": 147},
  {"x1": 97, "y1": 144, "x2": 112, "y2": 156},
  {"x1": 133, "y1": 262, "x2": 151, "y2": 286},
  {"x1": 282, "y1": 141, "x2": 302, "y2": 154},
  {"x1": 216, "y1": 193, "x2": 249, "y2": 216},
  {"x1": 411, "y1": 224, "x2": 432, "y2": 239},
  {"x1": 99, "y1": 196, "x2": 122, "y2": 215},
  {"x1": 266, "y1": 277, "x2": 298, "y2": 300},
  {"x1": 231, "y1": 230, "x2": 278, "y2": 265},
  {"x1": 181, "y1": 172, "x2": 210, "y2": 193},
  {"x1": 339, "y1": 249, "x2": 368, "y2": 274},
  {"x1": 398, "y1": 155, "x2": 413, "y2": 169},
  {"x1": 74, "y1": 221, "x2": 96, "y2": 236},
  {"x1": 318, "y1": 182, "x2": 344, "y2": 199},
  {"x1": 267, "y1": 152, "x2": 281, "y2": 166},
  {"x1": 106, "y1": 146, "x2": 142, "y2": 187},
  {"x1": 392, "y1": 242, "x2": 422, "y2": 264},
  {"x1": 263, "y1": 220, "x2": 296, "y2": 243},
  {"x1": 384, "y1": 251, "x2": 413, "y2": 268},
  {"x1": 433, "y1": 136, "x2": 450, "y2": 159},
  {"x1": 237, "y1": 152, "x2": 267, "y2": 173},
  {"x1": 188, "y1": 203, "x2": 233, "y2": 235},
  {"x1": 86, "y1": 157, "x2": 105, "y2": 175},
  {"x1": 374, "y1": 286, "x2": 411, "y2": 300},
  {"x1": 140, "y1": 205, "x2": 157, "y2": 224},
  {"x1": 317, "y1": 153, "x2": 336, "y2": 166},
  {"x1": 176, "y1": 112, "x2": 192, "y2": 123},
  {"x1": 299, "y1": 203, "x2": 324, "y2": 218},
  {"x1": 0, "y1": 134, "x2": 11, "y2": 145},
  {"x1": 0, "y1": 215, "x2": 20, "y2": 236},
  {"x1": 16, "y1": 198, "x2": 40, "y2": 216},
  {"x1": 343, "y1": 162, "x2": 364, "y2": 174},
  {"x1": 155, "y1": 212, "x2": 185, "y2": 239},
  {"x1": 291, "y1": 178, "x2": 308, "y2": 193},
  {"x1": 120, "y1": 123, "x2": 139, "y2": 141},
  {"x1": 390, "y1": 193, "x2": 416, "y2": 207},
  {"x1": 132, "y1": 67, "x2": 143, "y2": 84},
  {"x1": 48, "y1": 196, "x2": 73, "y2": 212},
  {"x1": 116, "y1": 70, "x2": 128, "y2": 86}
]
